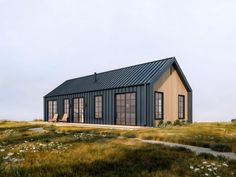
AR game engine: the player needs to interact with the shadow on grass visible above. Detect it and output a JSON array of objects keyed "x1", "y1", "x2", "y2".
[
  {"x1": 0, "y1": 126, "x2": 118, "y2": 147},
  {"x1": 0, "y1": 144, "x2": 194, "y2": 177}
]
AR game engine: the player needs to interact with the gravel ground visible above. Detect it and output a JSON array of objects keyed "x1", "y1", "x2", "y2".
[{"x1": 139, "y1": 139, "x2": 236, "y2": 160}]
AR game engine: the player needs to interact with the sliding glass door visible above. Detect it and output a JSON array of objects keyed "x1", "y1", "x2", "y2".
[
  {"x1": 73, "y1": 98, "x2": 85, "y2": 123},
  {"x1": 116, "y1": 93, "x2": 136, "y2": 126}
]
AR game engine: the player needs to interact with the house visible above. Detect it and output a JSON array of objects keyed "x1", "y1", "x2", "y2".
[{"x1": 44, "y1": 57, "x2": 192, "y2": 127}]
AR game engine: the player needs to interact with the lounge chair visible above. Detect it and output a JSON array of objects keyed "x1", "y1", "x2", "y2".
[
  {"x1": 59, "y1": 114, "x2": 68, "y2": 122},
  {"x1": 49, "y1": 114, "x2": 58, "y2": 122}
]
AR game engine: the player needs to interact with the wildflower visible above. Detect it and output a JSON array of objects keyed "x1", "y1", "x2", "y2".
[
  {"x1": 208, "y1": 168, "x2": 212, "y2": 172},
  {"x1": 194, "y1": 168, "x2": 200, "y2": 172},
  {"x1": 222, "y1": 163, "x2": 228, "y2": 167},
  {"x1": 203, "y1": 161, "x2": 207, "y2": 164},
  {"x1": 7, "y1": 152, "x2": 14, "y2": 156},
  {"x1": 205, "y1": 173, "x2": 208, "y2": 176},
  {"x1": 0, "y1": 149, "x2": 5, "y2": 152},
  {"x1": 3, "y1": 156, "x2": 9, "y2": 160}
]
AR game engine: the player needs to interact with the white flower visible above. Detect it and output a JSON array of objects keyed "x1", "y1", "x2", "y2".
[
  {"x1": 222, "y1": 163, "x2": 228, "y2": 167},
  {"x1": 3, "y1": 156, "x2": 9, "y2": 160},
  {"x1": 0, "y1": 149, "x2": 5, "y2": 152},
  {"x1": 7, "y1": 152, "x2": 14, "y2": 156},
  {"x1": 208, "y1": 168, "x2": 212, "y2": 172},
  {"x1": 203, "y1": 161, "x2": 208, "y2": 164},
  {"x1": 194, "y1": 168, "x2": 200, "y2": 172},
  {"x1": 213, "y1": 167, "x2": 217, "y2": 170},
  {"x1": 211, "y1": 163, "x2": 216, "y2": 166},
  {"x1": 205, "y1": 173, "x2": 209, "y2": 176}
]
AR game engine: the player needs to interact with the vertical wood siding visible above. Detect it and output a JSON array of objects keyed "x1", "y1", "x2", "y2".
[{"x1": 44, "y1": 85, "x2": 150, "y2": 126}]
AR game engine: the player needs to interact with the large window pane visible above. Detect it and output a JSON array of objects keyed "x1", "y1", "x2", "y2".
[
  {"x1": 155, "y1": 92, "x2": 163, "y2": 119},
  {"x1": 95, "y1": 96, "x2": 102, "y2": 118},
  {"x1": 48, "y1": 100, "x2": 57, "y2": 120},
  {"x1": 64, "y1": 99, "x2": 69, "y2": 115},
  {"x1": 73, "y1": 98, "x2": 85, "y2": 123},
  {"x1": 178, "y1": 95, "x2": 185, "y2": 119},
  {"x1": 116, "y1": 93, "x2": 136, "y2": 125}
]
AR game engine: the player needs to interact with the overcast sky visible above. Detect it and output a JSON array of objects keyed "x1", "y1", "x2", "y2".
[{"x1": 0, "y1": 0, "x2": 235, "y2": 122}]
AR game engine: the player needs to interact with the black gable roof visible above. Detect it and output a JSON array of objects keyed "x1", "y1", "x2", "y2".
[{"x1": 45, "y1": 57, "x2": 190, "y2": 97}]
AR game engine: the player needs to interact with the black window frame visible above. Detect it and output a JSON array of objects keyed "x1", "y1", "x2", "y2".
[
  {"x1": 178, "y1": 95, "x2": 185, "y2": 119},
  {"x1": 115, "y1": 92, "x2": 136, "y2": 126},
  {"x1": 63, "y1": 98, "x2": 69, "y2": 115},
  {"x1": 94, "y1": 95, "x2": 103, "y2": 119},
  {"x1": 154, "y1": 92, "x2": 164, "y2": 120},
  {"x1": 73, "y1": 97, "x2": 85, "y2": 123},
  {"x1": 48, "y1": 100, "x2": 58, "y2": 120},
  {"x1": 78, "y1": 97, "x2": 85, "y2": 122}
]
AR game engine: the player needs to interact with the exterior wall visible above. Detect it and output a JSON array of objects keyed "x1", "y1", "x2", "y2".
[
  {"x1": 44, "y1": 85, "x2": 150, "y2": 126},
  {"x1": 153, "y1": 66, "x2": 189, "y2": 123}
]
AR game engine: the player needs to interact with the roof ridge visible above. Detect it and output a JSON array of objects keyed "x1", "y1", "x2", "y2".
[{"x1": 67, "y1": 57, "x2": 175, "y2": 82}]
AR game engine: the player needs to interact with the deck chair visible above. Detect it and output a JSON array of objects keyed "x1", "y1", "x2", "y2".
[
  {"x1": 49, "y1": 114, "x2": 58, "y2": 122},
  {"x1": 59, "y1": 114, "x2": 68, "y2": 122}
]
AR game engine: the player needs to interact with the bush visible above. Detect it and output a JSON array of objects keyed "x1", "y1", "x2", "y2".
[
  {"x1": 157, "y1": 120, "x2": 164, "y2": 127},
  {"x1": 164, "y1": 121, "x2": 172, "y2": 127},
  {"x1": 141, "y1": 136, "x2": 153, "y2": 140},
  {"x1": 173, "y1": 120, "x2": 181, "y2": 126},
  {"x1": 33, "y1": 118, "x2": 43, "y2": 122},
  {"x1": 123, "y1": 133, "x2": 136, "y2": 139},
  {"x1": 210, "y1": 143, "x2": 232, "y2": 152},
  {"x1": 231, "y1": 119, "x2": 236, "y2": 123},
  {"x1": 198, "y1": 153, "x2": 215, "y2": 160}
]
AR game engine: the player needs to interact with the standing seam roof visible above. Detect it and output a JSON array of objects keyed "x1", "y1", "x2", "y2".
[{"x1": 45, "y1": 57, "x2": 176, "y2": 97}]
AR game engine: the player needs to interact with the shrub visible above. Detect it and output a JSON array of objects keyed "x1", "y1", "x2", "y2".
[
  {"x1": 210, "y1": 143, "x2": 232, "y2": 152},
  {"x1": 164, "y1": 121, "x2": 172, "y2": 127},
  {"x1": 33, "y1": 118, "x2": 43, "y2": 122},
  {"x1": 198, "y1": 153, "x2": 215, "y2": 160},
  {"x1": 141, "y1": 136, "x2": 153, "y2": 140},
  {"x1": 231, "y1": 119, "x2": 236, "y2": 123},
  {"x1": 173, "y1": 120, "x2": 181, "y2": 126},
  {"x1": 123, "y1": 133, "x2": 136, "y2": 139},
  {"x1": 173, "y1": 146, "x2": 191, "y2": 153},
  {"x1": 157, "y1": 120, "x2": 164, "y2": 127}
]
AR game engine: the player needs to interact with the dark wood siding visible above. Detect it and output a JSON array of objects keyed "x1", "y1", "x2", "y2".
[{"x1": 44, "y1": 85, "x2": 151, "y2": 126}]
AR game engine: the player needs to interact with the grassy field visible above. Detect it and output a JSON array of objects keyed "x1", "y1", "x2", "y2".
[{"x1": 0, "y1": 121, "x2": 235, "y2": 177}]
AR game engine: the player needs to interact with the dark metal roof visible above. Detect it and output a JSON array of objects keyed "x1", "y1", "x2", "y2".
[{"x1": 45, "y1": 57, "x2": 191, "y2": 97}]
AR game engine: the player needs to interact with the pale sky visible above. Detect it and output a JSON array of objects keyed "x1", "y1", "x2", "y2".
[{"x1": 0, "y1": 0, "x2": 236, "y2": 122}]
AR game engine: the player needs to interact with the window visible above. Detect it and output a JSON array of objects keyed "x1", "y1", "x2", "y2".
[
  {"x1": 64, "y1": 99, "x2": 69, "y2": 115},
  {"x1": 116, "y1": 93, "x2": 136, "y2": 125},
  {"x1": 79, "y1": 98, "x2": 84, "y2": 122},
  {"x1": 178, "y1": 95, "x2": 185, "y2": 119},
  {"x1": 73, "y1": 98, "x2": 85, "y2": 123},
  {"x1": 73, "y1": 98, "x2": 79, "y2": 122},
  {"x1": 48, "y1": 100, "x2": 57, "y2": 120},
  {"x1": 155, "y1": 92, "x2": 164, "y2": 119},
  {"x1": 95, "y1": 96, "x2": 102, "y2": 118}
]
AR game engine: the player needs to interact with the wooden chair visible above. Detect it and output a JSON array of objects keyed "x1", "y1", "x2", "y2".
[
  {"x1": 59, "y1": 114, "x2": 68, "y2": 123},
  {"x1": 49, "y1": 114, "x2": 58, "y2": 122}
]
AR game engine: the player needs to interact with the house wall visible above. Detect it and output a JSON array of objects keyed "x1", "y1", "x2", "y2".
[
  {"x1": 153, "y1": 66, "x2": 189, "y2": 123},
  {"x1": 44, "y1": 85, "x2": 151, "y2": 126}
]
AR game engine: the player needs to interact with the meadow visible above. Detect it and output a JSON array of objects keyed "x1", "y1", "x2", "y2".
[{"x1": 0, "y1": 121, "x2": 235, "y2": 177}]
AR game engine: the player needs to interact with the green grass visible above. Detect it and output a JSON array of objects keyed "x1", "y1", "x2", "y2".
[{"x1": 0, "y1": 121, "x2": 235, "y2": 177}]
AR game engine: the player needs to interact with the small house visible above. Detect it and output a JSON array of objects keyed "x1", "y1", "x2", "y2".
[{"x1": 44, "y1": 57, "x2": 192, "y2": 126}]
